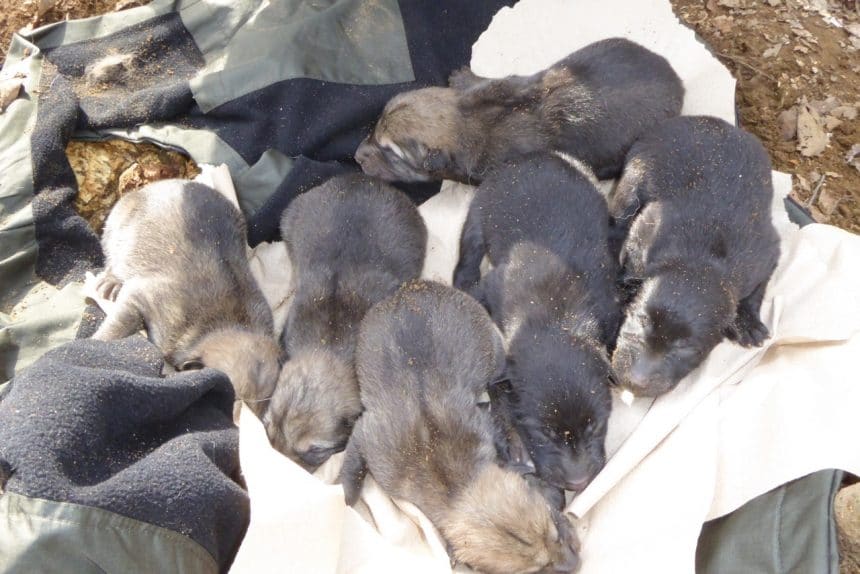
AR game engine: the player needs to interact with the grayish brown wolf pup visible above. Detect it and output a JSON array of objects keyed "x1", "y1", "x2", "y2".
[
  {"x1": 355, "y1": 37, "x2": 683, "y2": 184},
  {"x1": 265, "y1": 174, "x2": 427, "y2": 471},
  {"x1": 341, "y1": 281, "x2": 580, "y2": 574},
  {"x1": 92, "y1": 179, "x2": 280, "y2": 416},
  {"x1": 609, "y1": 115, "x2": 781, "y2": 398}
]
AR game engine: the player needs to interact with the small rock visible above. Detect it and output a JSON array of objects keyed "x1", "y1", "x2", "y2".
[
  {"x1": 835, "y1": 484, "x2": 860, "y2": 574},
  {"x1": 718, "y1": 0, "x2": 742, "y2": 7},
  {"x1": 824, "y1": 115, "x2": 842, "y2": 130},
  {"x1": 0, "y1": 79, "x2": 22, "y2": 113},
  {"x1": 810, "y1": 96, "x2": 840, "y2": 115},
  {"x1": 847, "y1": 23, "x2": 860, "y2": 38},
  {"x1": 846, "y1": 144, "x2": 860, "y2": 173},
  {"x1": 830, "y1": 105, "x2": 858, "y2": 121},
  {"x1": 817, "y1": 187, "x2": 840, "y2": 215},
  {"x1": 778, "y1": 106, "x2": 798, "y2": 141},
  {"x1": 766, "y1": 0, "x2": 781, "y2": 5}
]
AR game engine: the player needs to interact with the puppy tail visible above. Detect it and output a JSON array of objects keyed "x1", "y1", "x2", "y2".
[{"x1": 339, "y1": 436, "x2": 368, "y2": 507}]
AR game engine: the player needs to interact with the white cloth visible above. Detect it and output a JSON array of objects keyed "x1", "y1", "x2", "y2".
[{"x1": 229, "y1": 1, "x2": 860, "y2": 572}]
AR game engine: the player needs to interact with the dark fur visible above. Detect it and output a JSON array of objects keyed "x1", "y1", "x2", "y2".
[
  {"x1": 608, "y1": 115, "x2": 781, "y2": 397},
  {"x1": 91, "y1": 180, "x2": 280, "y2": 415},
  {"x1": 265, "y1": 174, "x2": 426, "y2": 470},
  {"x1": 454, "y1": 154, "x2": 619, "y2": 493},
  {"x1": 355, "y1": 37, "x2": 684, "y2": 184},
  {"x1": 341, "y1": 281, "x2": 579, "y2": 574}
]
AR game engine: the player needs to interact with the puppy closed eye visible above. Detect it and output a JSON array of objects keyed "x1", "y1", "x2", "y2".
[{"x1": 178, "y1": 359, "x2": 204, "y2": 371}]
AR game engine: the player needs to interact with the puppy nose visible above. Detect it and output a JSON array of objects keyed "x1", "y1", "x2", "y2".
[
  {"x1": 354, "y1": 139, "x2": 372, "y2": 165},
  {"x1": 625, "y1": 361, "x2": 654, "y2": 391},
  {"x1": 297, "y1": 446, "x2": 334, "y2": 468},
  {"x1": 564, "y1": 476, "x2": 590, "y2": 492}
]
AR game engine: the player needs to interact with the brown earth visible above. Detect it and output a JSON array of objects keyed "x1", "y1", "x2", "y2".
[{"x1": 671, "y1": 0, "x2": 860, "y2": 233}]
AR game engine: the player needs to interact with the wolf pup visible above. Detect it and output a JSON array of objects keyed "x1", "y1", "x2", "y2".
[
  {"x1": 454, "y1": 153, "x2": 620, "y2": 494},
  {"x1": 341, "y1": 281, "x2": 580, "y2": 574},
  {"x1": 609, "y1": 115, "x2": 781, "y2": 398},
  {"x1": 91, "y1": 179, "x2": 280, "y2": 415},
  {"x1": 265, "y1": 173, "x2": 427, "y2": 471},
  {"x1": 355, "y1": 37, "x2": 683, "y2": 184}
]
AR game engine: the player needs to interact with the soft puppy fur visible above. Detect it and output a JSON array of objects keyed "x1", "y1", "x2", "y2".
[
  {"x1": 341, "y1": 281, "x2": 579, "y2": 574},
  {"x1": 355, "y1": 37, "x2": 683, "y2": 184},
  {"x1": 91, "y1": 179, "x2": 280, "y2": 414},
  {"x1": 608, "y1": 115, "x2": 781, "y2": 397},
  {"x1": 266, "y1": 173, "x2": 426, "y2": 470},
  {"x1": 454, "y1": 154, "x2": 620, "y2": 494}
]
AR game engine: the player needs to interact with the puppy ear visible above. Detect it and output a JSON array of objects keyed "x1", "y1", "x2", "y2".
[
  {"x1": 458, "y1": 75, "x2": 539, "y2": 109},
  {"x1": 448, "y1": 66, "x2": 481, "y2": 90},
  {"x1": 422, "y1": 147, "x2": 453, "y2": 175}
]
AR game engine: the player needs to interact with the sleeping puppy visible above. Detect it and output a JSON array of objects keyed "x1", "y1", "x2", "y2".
[
  {"x1": 355, "y1": 37, "x2": 683, "y2": 183},
  {"x1": 608, "y1": 115, "x2": 781, "y2": 398},
  {"x1": 341, "y1": 281, "x2": 580, "y2": 574},
  {"x1": 265, "y1": 174, "x2": 426, "y2": 471},
  {"x1": 453, "y1": 154, "x2": 620, "y2": 494},
  {"x1": 91, "y1": 179, "x2": 280, "y2": 415},
  {"x1": 483, "y1": 244, "x2": 616, "y2": 494}
]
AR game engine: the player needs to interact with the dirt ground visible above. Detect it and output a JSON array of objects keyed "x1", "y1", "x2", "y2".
[{"x1": 672, "y1": 0, "x2": 860, "y2": 233}]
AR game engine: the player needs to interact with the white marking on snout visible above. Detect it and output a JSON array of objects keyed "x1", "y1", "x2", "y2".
[
  {"x1": 378, "y1": 136, "x2": 408, "y2": 160},
  {"x1": 619, "y1": 389, "x2": 635, "y2": 406}
]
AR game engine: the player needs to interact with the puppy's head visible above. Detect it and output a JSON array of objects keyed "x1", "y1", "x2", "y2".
[
  {"x1": 444, "y1": 464, "x2": 580, "y2": 574},
  {"x1": 612, "y1": 266, "x2": 735, "y2": 397},
  {"x1": 263, "y1": 350, "x2": 361, "y2": 471},
  {"x1": 506, "y1": 333, "x2": 612, "y2": 493},
  {"x1": 185, "y1": 328, "x2": 281, "y2": 414},
  {"x1": 355, "y1": 87, "x2": 469, "y2": 182}
]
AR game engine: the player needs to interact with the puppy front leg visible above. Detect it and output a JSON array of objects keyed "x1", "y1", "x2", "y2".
[
  {"x1": 453, "y1": 206, "x2": 486, "y2": 292},
  {"x1": 725, "y1": 278, "x2": 771, "y2": 347},
  {"x1": 91, "y1": 291, "x2": 144, "y2": 341}
]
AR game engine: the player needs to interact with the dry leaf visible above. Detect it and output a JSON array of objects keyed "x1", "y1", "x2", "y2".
[
  {"x1": 763, "y1": 44, "x2": 783, "y2": 58},
  {"x1": 37, "y1": 0, "x2": 58, "y2": 16},
  {"x1": 0, "y1": 79, "x2": 23, "y2": 113},
  {"x1": 796, "y1": 104, "x2": 829, "y2": 157}
]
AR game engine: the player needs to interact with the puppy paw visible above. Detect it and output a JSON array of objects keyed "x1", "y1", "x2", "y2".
[
  {"x1": 95, "y1": 272, "x2": 123, "y2": 301},
  {"x1": 725, "y1": 311, "x2": 769, "y2": 347}
]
